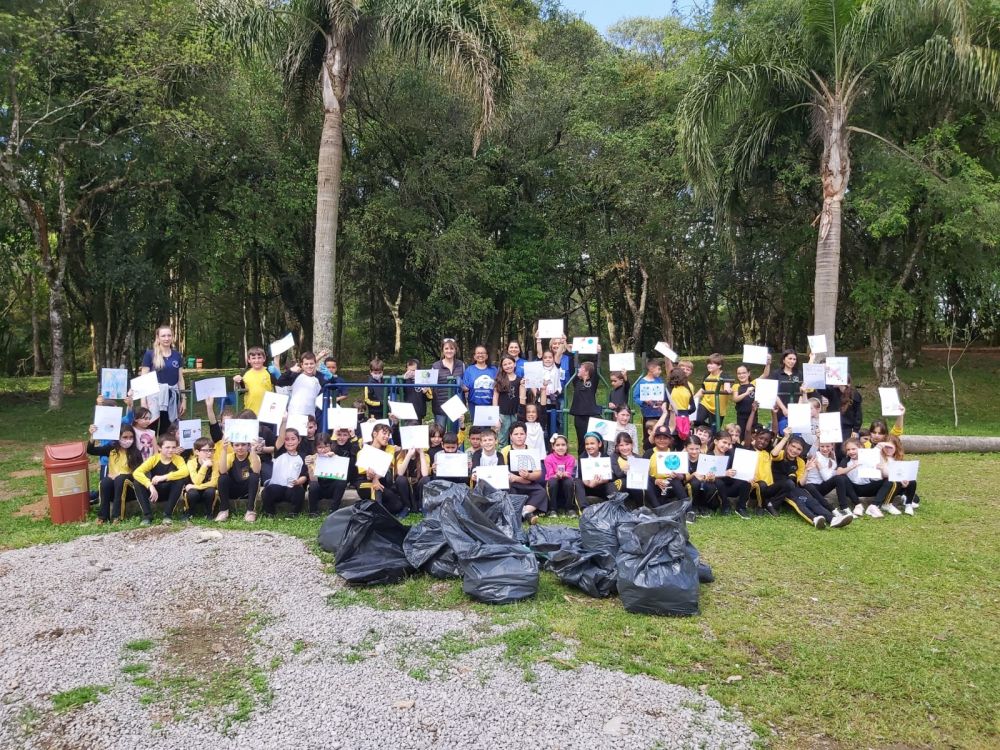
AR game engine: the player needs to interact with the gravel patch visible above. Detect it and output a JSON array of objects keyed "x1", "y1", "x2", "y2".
[{"x1": 0, "y1": 528, "x2": 755, "y2": 749}]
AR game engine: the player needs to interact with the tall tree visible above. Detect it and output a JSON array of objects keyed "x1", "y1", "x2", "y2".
[
  {"x1": 213, "y1": 0, "x2": 517, "y2": 352},
  {"x1": 679, "y1": 0, "x2": 1000, "y2": 353}
]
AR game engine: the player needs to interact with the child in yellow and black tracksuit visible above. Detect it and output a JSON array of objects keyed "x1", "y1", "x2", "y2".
[
  {"x1": 132, "y1": 436, "x2": 189, "y2": 525},
  {"x1": 183, "y1": 436, "x2": 218, "y2": 519}
]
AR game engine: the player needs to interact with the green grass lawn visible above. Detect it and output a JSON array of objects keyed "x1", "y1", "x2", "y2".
[{"x1": 1, "y1": 350, "x2": 998, "y2": 748}]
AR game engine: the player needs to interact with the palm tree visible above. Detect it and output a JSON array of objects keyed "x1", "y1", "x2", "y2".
[
  {"x1": 213, "y1": 0, "x2": 517, "y2": 351},
  {"x1": 679, "y1": 0, "x2": 999, "y2": 354}
]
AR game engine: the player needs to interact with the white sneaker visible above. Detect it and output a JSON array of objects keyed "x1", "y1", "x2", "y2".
[
  {"x1": 865, "y1": 504, "x2": 884, "y2": 519},
  {"x1": 244, "y1": 511, "x2": 257, "y2": 523},
  {"x1": 881, "y1": 503, "x2": 902, "y2": 516},
  {"x1": 813, "y1": 516, "x2": 828, "y2": 530},
  {"x1": 214, "y1": 510, "x2": 230, "y2": 522},
  {"x1": 161, "y1": 517, "x2": 173, "y2": 526},
  {"x1": 904, "y1": 504, "x2": 915, "y2": 516},
  {"x1": 852, "y1": 503, "x2": 864, "y2": 518},
  {"x1": 831, "y1": 512, "x2": 853, "y2": 528}
]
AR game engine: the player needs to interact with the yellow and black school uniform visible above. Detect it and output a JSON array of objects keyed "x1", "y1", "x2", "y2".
[
  {"x1": 770, "y1": 449, "x2": 833, "y2": 524},
  {"x1": 184, "y1": 456, "x2": 218, "y2": 518},
  {"x1": 696, "y1": 373, "x2": 730, "y2": 428},
  {"x1": 133, "y1": 454, "x2": 189, "y2": 522},
  {"x1": 500, "y1": 444, "x2": 548, "y2": 511},
  {"x1": 644, "y1": 447, "x2": 691, "y2": 508},
  {"x1": 87, "y1": 442, "x2": 140, "y2": 522},
  {"x1": 356, "y1": 443, "x2": 405, "y2": 515},
  {"x1": 218, "y1": 448, "x2": 262, "y2": 512},
  {"x1": 241, "y1": 366, "x2": 278, "y2": 416}
]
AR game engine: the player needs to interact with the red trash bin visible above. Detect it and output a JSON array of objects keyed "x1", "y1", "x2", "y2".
[{"x1": 43, "y1": 442, "x2": 91, "y2": 524}]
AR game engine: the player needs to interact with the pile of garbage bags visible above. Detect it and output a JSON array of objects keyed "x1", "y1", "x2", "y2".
[{"x1": 318, "y1": 482, "x2": 713, "y2": 615}]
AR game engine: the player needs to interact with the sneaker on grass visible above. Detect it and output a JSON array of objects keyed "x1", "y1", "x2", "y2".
[
  {"x1": 881, "y1": 503, "x2": 902, "y2": 516},
  {"x1": 813, "y1": 516, "x2": 828, "y2": 530},
  {"x1": 852, "y1": 503, "x2": 865, "y2": 518},
  {"x1": 865, "y1": 504, "x2": 885, "y2": 519},
  {"x1": 214, "y1": 510, "x2": 230, "y2": 522},
  {"x1": 244, "y1": 510, "x2": 257, "y2": 523},
  {"x1": 904, "y1": 504, "x2": 915, "y2": 516},
  {"x1": 831, "y1": 513, "x2": 853, "y2": 528}
]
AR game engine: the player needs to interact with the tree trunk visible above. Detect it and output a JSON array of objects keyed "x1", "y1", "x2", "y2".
[
  {"x1": 382, "y1": 288, "x2": 403, "y2": 356},
  {"x1": 813, "y1": 103, "x2": 850, "y2": 355},
  {"x1": 654, "y1": 279, "x2": 674, "y2": 348},
  {"x1": 47, "y1": 258, "x2": 67, "y2": 408},
  {"x1": 312, "y1": 48, "x2": 349, "y2": 353},
  {"x1": 29, "y1": 272, "x2": 44, "y2": 375},
  {"x1": 871, "y1": 320, "x2": 898, "y2": 386}
]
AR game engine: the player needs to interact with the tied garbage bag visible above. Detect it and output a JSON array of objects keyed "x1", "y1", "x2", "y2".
[
  {"x1": 317, "y1": 506, "x2": 355, "y2": 556},
  {"x1": 470, "y1": 482, "x2": 529, "y2": 544},
  {"x1": 548, "y1": 548, "x2": 617, "y2": 598},
  {"x1": 527, "y1": 525, "x2": 582, "y2": 555},
  {"x1": 334, "y1": 501, "x2": 414, "y2": 586},
  {"x1": 402, "y1": 481, "x2": 464, "y2": 579},
  {"x1": 579, "y1": 494, "x2": 634, "y2": 556},
  {"x1": 616, "y1": 510, "x2": 700, "y2": 616},
  {"x1": 440, "y1": 493, "x2": 539, "y2": 604}
]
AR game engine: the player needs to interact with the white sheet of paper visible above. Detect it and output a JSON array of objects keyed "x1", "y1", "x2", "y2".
[
  {"x1": 818, "y1": 412, "x2": 842, "y2": 443},
  {"x1": 327, "y1": 407, "x2": 359, "y2": 430},
  {"x1": 626, "y1": 457, "x2": 650, "y2": 490},
  {"x1": 654, "y1": 342, "x2": 678, "y2": 362},
  {"x1": 257, "y1": 391, "x2": 289, "y2": 426},
  {"x1": 878, "y1": 387, "x2": 904, "y2": 416},
  {"x1": 537, "y1": 319, "x2": 564, "y2": 339},
  {"x1": 857, "y1": 448, "x2": 882, "y2": 479},
  {"x1": 357, "y1": 445, "x2": 392, "y2": 477},
  {"x1": 269, "y1": 332, "x2": 295, "y2": 357},
  {"x1": 286, "y1": 413, "x2": 309, "y2": 436},
  {"x1": 400, "y1": 425, "x2": 430, "y2": 450},
  {"x1": 638, "y1": 382, "x2": 665, "y2": 402},
  {"x1": 194, "y1": 377, "x2": 227, "y2": 402},
  {"x1": 731, "y1": 447, "x2": 758, "y2": 482},
  {"x1": 754, "y1": 379, "x2": 779, "y2": 409},
  {"x1": 360, "y1": 419, "x2": 390, "y2": 444},
  {"x1": 507, "y1": 449, "x2": 539, "y2": 473},
  {"x1": 414, "y1": 369, "x2": 438, "y2": 386},
  {"x1": 787, "y1": 403, "x2": 812, "y2": 432},
  {"x1": 697, "y1": 454, "x2": 730, "y2": 477},
  {"x1": 825, "y1": 357, "x2": 849, "y2": 386},
  {"x1": 472, "y1": 405, "x2": 500, "y2": 427},
  {"x1": 586, "y1": 417, "x2": 618, "y2": 444},
  {"x1": 93, "y1": 405, "x2": 123, "y2": 441},
  {"x1": 572, "y1": 336, "x2": 599, "y2": 354},
  {"x1": 225, "y1": 419, "x2": 260, "y2": 444},
  {"x1": 580, "y1": 456, "x2": 612, "y2": 482},
  {"x1": 808, "y1": 334, "x2": 828, "y2": 354},
  {"x1": 441, "y1": 394, "x2": 467, "y2": 422},
  {"x1": 435, "y1": 452, "x2": 469, "y2": 478},
  {"x1": 742, "y1": 344, "x2": 769, "y2": 365},
  {"x1": 315, "y1": 454, "x2": 349, "y2": 481},
  {"x1": 888, "y1": 460, "x2": 919, "y2": 482},
  {"x1": 608, "y1": 352, "x2": 636, "y2": 371},
  {"x1": 389, "y1": 400, "x2": 418, "y2": 421},
  {"x1": 656, "y1": 451, "x2": 687, "y2": 475},
  {"x1": 475, "y1": 464, "x2": 509, "y2": 489},
  {"x1": 522, "y1": 361, "x2": 545, "y2": 389},
  {"x1": 130, "y1": 372, "x2": 161, "y2": 401},
  {"x1": 100, "y1": 368, "x2": 128, "y2": 400},
  {"x1": 178, "y1": 419, "x2": 202, "y2": 450},
  {"x1": 803, "y1": 363, "x2": 827, "y2": 390}
]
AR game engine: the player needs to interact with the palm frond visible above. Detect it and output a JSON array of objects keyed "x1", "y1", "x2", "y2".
[
  {"x1": 889, "y1": 32, "x2": 1000, "y2": 105},
  {"x1": 203, "y1": 0, "x2": 293, "y2": 60},
  {"x1": 844, "y1": 0, "x2": 970, "y2": 70},
  {"x1": 802, "y1": 0, "x2": 861, "y2": 75},
  {"x1": 374, "y1": 0, "x2": 518, "y2": 153},
  {"x1": 678, "y1": 42, "x2": 815, "y2": 200}
]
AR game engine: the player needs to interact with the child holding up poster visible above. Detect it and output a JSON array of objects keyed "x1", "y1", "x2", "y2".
[
  {"x1": 87, "y1": 424, "x2": 143, "y2": 523},
  {"x1": 872, "y1": 434, "x2": 920, "y2": 515}
]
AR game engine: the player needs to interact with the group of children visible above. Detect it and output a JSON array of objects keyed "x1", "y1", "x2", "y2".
[{"x1": 85, "y1": 337, "x2": 919, "y2": 532}]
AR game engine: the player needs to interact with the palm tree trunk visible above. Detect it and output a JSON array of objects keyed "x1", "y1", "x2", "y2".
[
  {"x1": 813, "y1": 109, "x2": 850, "y2": 355},
  {"x1": 312, "y1": 62, "x2": 345, "y2": 353}
]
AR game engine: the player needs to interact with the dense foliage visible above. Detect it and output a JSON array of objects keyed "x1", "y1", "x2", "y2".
[{"x1": 1, "y1": 0, "x2": 997, "y2": 397}]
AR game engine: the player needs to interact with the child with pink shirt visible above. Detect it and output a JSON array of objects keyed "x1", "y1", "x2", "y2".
[{"x1": 543, "y1": 434, "x2": 577, "y2": 517}]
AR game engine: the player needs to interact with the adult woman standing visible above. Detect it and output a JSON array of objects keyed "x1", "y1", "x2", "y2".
[
  {"x1": 773, "y1": 348, "x2": 804, "y2": 435},
  {"x1": 430, "y1": 338, "x2": 465, "y2": 428},
  {"x1": 140, "y1": 325, "x2": 186, "y2": 435}
]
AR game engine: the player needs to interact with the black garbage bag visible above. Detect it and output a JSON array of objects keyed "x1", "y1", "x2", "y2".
[
  {"x1": 685, "y1": 541, "x2": 715, "y2": 584},
  {"x1": 579, "y1": 495, "x2": 635, "y2": 556},
  {"x1": 470, "y1": 482, "x2": 529, "y2": 544},
  {"x1": 548, "y1": 548, "x2": 617, "y2": 598},
  {"x1": 440, "y1": 493, "x2": 539, "y2": 604},
  {"x1": 334, "y1": 501, "x2": 414, "y2": 586},
  {"x1": 402, "y1": 517, "x2": 461, "y2": 579},
  {"x1": 527, "y1": 524, "x2": 582, "y2": 556},
  {"x1": 421, "y1": 479, "x2": 468, "y2": 514},
  {"x1": 616, "y1": 512, "x2": 700, "y2": 616},
  {"x1": 317, "y1": 506, "x2": 356, "y2": 556}
]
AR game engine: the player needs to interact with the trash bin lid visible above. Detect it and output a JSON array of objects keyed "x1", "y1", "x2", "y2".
[{"x1": 44, "y1": 442, "x2": 86, "y2": 461}]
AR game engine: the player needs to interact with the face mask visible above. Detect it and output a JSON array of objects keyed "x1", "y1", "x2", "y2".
[{"x1": 119, "y1": 439, "x2": 135, "y2": 447}]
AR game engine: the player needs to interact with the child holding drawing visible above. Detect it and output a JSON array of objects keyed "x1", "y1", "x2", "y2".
[{"x1": 87, "y1": 424, "x2": 143, "y2": 523}]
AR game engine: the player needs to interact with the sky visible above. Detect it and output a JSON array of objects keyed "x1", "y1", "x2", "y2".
[{"x1": 559, "y1": 0, "x2": 699, "y2": 34}]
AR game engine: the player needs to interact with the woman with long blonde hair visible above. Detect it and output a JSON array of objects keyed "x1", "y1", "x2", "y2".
[{"x1": 139, "y1": 325, "x2": 187, "y2": 435}]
